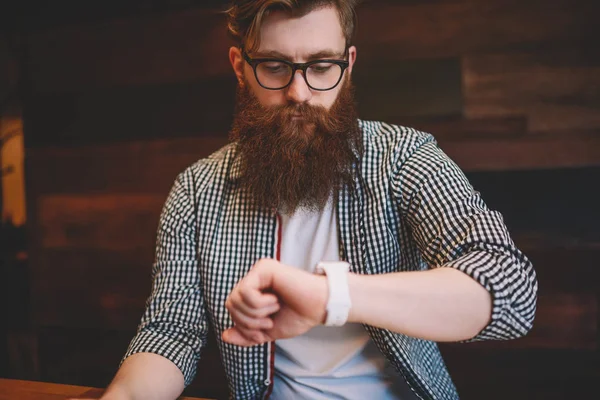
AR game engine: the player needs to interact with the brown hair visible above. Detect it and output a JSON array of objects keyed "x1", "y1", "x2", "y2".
[{"x1": 226, "y1": 0, "x2": 358, "y2": 51}]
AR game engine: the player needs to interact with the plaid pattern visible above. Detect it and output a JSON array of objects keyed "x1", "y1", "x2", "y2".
[{"x1": 123, "y1": 120, "x2": 537, "y2": 400}]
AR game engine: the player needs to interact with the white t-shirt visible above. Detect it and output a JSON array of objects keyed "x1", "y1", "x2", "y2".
[{"x1": 272, "y1": 199, "x2": 417, "y2": 399}]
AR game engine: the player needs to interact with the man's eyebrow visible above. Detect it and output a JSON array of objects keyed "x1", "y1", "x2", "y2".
[{"x1": 251, "y1": 49, "x2": 346, "y2": 61}]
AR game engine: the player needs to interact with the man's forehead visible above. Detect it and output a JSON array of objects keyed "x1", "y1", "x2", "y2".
[
  {"x1": 257, "y1": 6, "x2": 345, "y2": 59},
  {"x1": 250, "y1": 48, "x2": 346, "y2": 61}
]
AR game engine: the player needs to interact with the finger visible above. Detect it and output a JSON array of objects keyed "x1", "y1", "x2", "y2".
[
  {"x1": 254, "y1": 302, "x2": 280, "y2": 317},
  {"x1": 230, "y1": 302, "x2": 280, "y2": 321},
  {"x1": 239, "y1": 287, "x2": 279, "y2": 309},
  {"x1": 227, "y1": 292, "x2": 280, "y2": 319},
  {"x1": 230, "y1": 309, "x2": 274, "y2": 330},
  {"x1": 239, "y1": 301, "x2": 280, "y2": 319},
  {"x1": 236, "y1": 325, "x2": 268, "y2": 344}
]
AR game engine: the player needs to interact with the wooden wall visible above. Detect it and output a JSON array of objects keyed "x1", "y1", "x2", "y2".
[{"x1": 2, "y1": 0, "x2": 599, "y2": 399}]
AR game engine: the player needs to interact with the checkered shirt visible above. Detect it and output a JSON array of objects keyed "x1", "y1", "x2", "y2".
[{"x1": 123, "y1": 120, "x2": 538, "y2": 400}]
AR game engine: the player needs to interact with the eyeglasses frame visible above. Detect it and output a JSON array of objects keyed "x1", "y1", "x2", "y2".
[{"x1": 241, "y1": 48, "x2": 350, "y2": 91}]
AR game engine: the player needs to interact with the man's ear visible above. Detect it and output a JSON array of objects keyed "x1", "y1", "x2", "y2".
[
  {"x1": 229, "y1": 46, "x2": 245, "y2": 85},
  {"x1": 346, "y1": 45, "x2": 357, "y2": 76}
]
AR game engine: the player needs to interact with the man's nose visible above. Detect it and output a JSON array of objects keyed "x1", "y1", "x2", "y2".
[{"x1": 285, "y1": 70, "x2": 312, "y2": 104}]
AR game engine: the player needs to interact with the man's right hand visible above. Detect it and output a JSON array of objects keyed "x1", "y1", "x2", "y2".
[{"x1": 222, "y1": 258, "x2": 329, "y2": 346}]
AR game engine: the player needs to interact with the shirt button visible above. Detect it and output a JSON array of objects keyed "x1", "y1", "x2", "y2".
[{"x1": 264, "y1": 379, "x2": 271, "y2": 386}]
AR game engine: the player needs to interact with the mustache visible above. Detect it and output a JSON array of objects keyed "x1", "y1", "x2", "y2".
[{"x1": 236, "y1": 98, "x2": 348, "y2": 136}]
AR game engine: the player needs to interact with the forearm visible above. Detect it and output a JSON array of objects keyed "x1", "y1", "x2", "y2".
[
  {"x1": 347, "y1": 267, "x2": 492, "y2": 342},
  {"x1": 101, "y1": 353, "x2": 185, "y2": 400}
]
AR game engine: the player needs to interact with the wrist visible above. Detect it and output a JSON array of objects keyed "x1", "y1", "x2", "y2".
[
  {"x1": 313, "y1": 274, "x2": 329, "y2": 325},
  {"x1": 346, "y1": 272, "x2": 361, "y2": 323}
]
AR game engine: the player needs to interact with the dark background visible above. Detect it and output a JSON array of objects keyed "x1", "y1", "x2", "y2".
[{"x1": 1, "y1": 0, "x2": 599, "y2": 399}]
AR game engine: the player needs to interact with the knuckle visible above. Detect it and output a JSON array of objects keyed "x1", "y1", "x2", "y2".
[
  {"x1": 242, "y1": 293, "x2": 258, "y2": 308},
  {"x1": 238, "y1": 286, "x2": 251, "y2": 300}
]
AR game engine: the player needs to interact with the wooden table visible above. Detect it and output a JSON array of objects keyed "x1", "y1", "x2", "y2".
[{"x1": 0, "y1": 379, "x2": 211, "y2": 400}]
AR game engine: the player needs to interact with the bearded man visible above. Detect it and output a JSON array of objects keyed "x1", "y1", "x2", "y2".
[{"x1": 97, "y1": 1, "x2": 538, "y2": 399}]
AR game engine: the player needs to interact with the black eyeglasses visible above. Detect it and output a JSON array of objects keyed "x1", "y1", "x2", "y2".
[{"x1": 242, "y1": 49, "x2": 349, "y2": 91}]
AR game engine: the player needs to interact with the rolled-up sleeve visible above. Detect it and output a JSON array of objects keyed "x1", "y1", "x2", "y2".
[
  {"x1": 393, "y1": 135, "x2": 538, "y2": 341},
  {"x1": 122, "y1": 168, "x2": 207, "y2": 385}
]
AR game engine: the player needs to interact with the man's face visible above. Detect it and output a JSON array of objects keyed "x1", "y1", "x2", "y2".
[
  {"x1": 231, "y1": 6, "x2": 356, "y2": 110},
  {"x1": 228, "y1": 5, "x2": 360, "y2": 213}
]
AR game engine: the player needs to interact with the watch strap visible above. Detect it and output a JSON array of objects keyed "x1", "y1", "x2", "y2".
[{"x1": 316, "y1": 261, "x2": 352, "y2": 326}]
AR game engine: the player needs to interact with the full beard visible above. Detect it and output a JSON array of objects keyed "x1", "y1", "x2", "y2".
[{"x1": 229, "y1": 78, "x2": 362, "y2": 214}]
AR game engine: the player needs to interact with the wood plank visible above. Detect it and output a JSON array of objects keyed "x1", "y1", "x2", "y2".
[
  {"x1": 0, "y1": 37, "x2": 18, "y2": 100},
  {"x1": 439, "y1": 152, "x2": 599, "y2": 238},
  {"x1": 525, "y1": 293, "x2": 597, "y2": 350},
  {"x1": 353, "y1": 57, "x2": 462, "y2": 120},
  {"x1": 26, "y1": 137, "x2": 229, "y2": 194},
  {"x1": 24, "y1": 78, "x2": 236, "y2": 147},
  {"x1": 465, "y1": 167, "x2": 600, "y2": 239},
  {"x1": 0, "y1": 378, "x2": 211, "y2": 400},
  {"x1": 26, "y1": 8, "x2": 234, "y2": 92},
  {"x1": 439, "y1": 348, "x2": 599, "y2": 400},
  {"x1": 7, "y1": 0, "x2": 227, "y2": 32},
  {"x1": 355, "y1": 0, "x2": 598, "y2": 59},
  {"x1": 38, "y1": 194, "x2": 165, "y2": 251},
  {"x1": 439, "y1": 134, "x2": 600, "y2": 171},
  {"x1": 524, "y1": 248, "x2": 600, "y2": 296},
  {"x1": 30, "y1": 249, "x2": 153, "y2": 329},
  {"x1": 397, "y1": 116, "x2": 527, "y2": 140},
  {"x1": 463, "y1": 49, "x2": 600, "y2": 132}
]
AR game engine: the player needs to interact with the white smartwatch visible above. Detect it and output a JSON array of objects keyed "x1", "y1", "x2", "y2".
[{"x1": 315, "y1": 261, "x2": 352, "y2": 326}]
